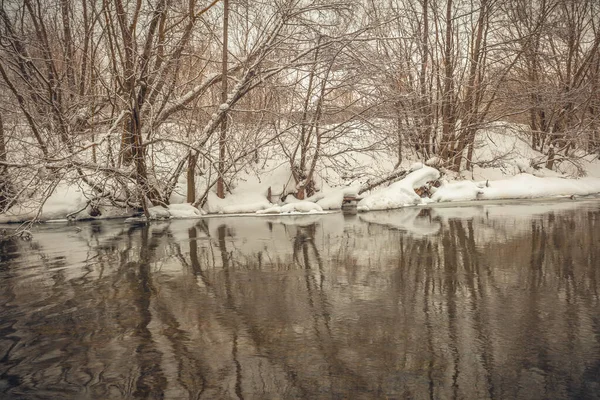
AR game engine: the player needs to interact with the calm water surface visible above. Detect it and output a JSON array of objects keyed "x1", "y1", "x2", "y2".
[{"x1": 1, "y1": 201, "x2": 599, "y2": 399}]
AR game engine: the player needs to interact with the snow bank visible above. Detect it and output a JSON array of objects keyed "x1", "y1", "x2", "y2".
[
  {"x1": 465, "y1": 123, "x2": 600, "y2": 180},
  {"x1": 0, "y1": 183, "x2": 132, "y2": 223},
  {"x1": 148, "y1": 206, "x2": 171, "y2": 219},
  {"x1": 0, "y1": 184, "x2": 86, "y2": 223},
  {"x1": 357, "y1": 165, "x2": 440, "y2": 211},
  {"x1": 481, "y1": 175, "x2": 600, "y2": 200},
  {"x1": 431, "y1": 181, "x2": 485, "y2": 202},
  {"x1": 354, "y1": 164, "x2": 600, "y2": 212},
  {"x1": 432, "y1": 174, "x2": 600, "y2": 203},
  {"x1": 204, "y1": 161, "x2": 295, "y2": 214},
  {"x1": 203, "y1": 160, "x2": 359, "y2": 214},
  {"x1": 306, "y1": 185, "x2": 359, "y2": 210},
  {"x1": 316, "y1": 191, "x2": 344, "y2": 210},
  {"x1": 206, "y1": 191, "x2": 274, "y2": 214},
  {"x1": 166, "y1": 203, "x2": 204, "y2": 218},
  {"x1": 0, "y1": 184, "x2": 204, "y2": 223},
  {"x1": 256, "y1": 201, "x2": 324, "y2": 214},
  {"x1": 144, "y1": 203, "x2": 204, "y2": 220}
]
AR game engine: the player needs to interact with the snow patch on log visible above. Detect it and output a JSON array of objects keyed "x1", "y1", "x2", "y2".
[{"x1": 357, "y1": 166, "x2": 440, "y2": 211}]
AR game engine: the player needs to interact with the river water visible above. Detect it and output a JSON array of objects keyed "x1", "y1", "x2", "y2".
[{"x1": 1, "y1": 200, "x2": 599, "y2": 399}]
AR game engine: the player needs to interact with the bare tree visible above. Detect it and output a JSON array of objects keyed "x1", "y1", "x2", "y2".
[{"x1": 502, "y1": 0, "x2": 600, "y2": 169}]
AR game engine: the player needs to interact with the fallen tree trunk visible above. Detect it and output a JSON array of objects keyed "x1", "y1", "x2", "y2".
[{"x1": 358, "y1": 168, "x2": 409, "y2": 195}]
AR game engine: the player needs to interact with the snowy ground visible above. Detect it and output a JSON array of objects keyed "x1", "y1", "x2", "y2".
[{"x1": 1, "y1": 123, "x2": 599, "y2": 224}]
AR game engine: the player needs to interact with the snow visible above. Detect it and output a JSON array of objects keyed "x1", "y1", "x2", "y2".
[
  {"x1": 166, "y1": 203, "x2": 204, "y2": 218},
  {"x1": 357, "y1": 165, "x2": 440, "y2": 211},
  {"x1": 3, "y1": 166, "x2": 599, "y2": 225},
  {"x1": 148, "y1": 206, "x2": 172, "y2": 219},
  {"x1": 430, "y1": 181, "x2": 485, "y2": 202},
  {"x1": 316, "y1": 191, "x2": 344, "y2": 210},
  {"x1": 204, "y1": 161, "x2": 294, "y2": 214},
  {"x1": 35, "y1": 184, "x2": 89, "y2": 219},
  {"x1": 132, "y1": 204, "x2": 204, "y2": 221},
  {"x1": 256, "y1": 201, "x2": 324, "y2": 214},
  {"x1": 206, "y1": 192, "x2": 273, "y2": 214},
  {"x1": 462, "y1": 123, "x2": 600, "y2": 180},
  {"x1": 3, "y1": 121, "x2": 600, "y2": 225},
  {"x1": 307, "y1": 185, "x2": 359, "y2": 210},
  {"x1": 0, "y1": 183, "x2": 131, "y2": 223},
  {"x1": 432, "y1": 174, "x2": 600, "y2": 203}
]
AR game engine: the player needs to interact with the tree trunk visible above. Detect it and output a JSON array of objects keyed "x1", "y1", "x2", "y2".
[
  {"x1": 1, "y1": 114, "x2": 12, "y2": 211},
  {"x1": 419, "y1": 0, "x2": 433, "y2": 158},
  {"x1": 396, "y1": 101, "x2": 403, "y2": 167},
  {"x1": 456, "y1": 0, "x2": 487, "y2": 171},
  {"x1": 217, "y1": 0, "x2": 229, "y2": 199},
  {"x1": 130, "y1": 103, "x2": 160, "y2": 208},
  {"x1": 358, "y1": 168, "x2": 410, "y2": 195},
  {"x1": 0, "y1": 114, "x2": 5, "y2": 164},
  {"x1": 440, "y1": 0, "x2": 456, "y2": 164},
  {"x1": 186, "y1": 152, "x2": 197, "y2": 203},
  {"x1": 545, "y1": 145, "x2": 555, "y2": 170}
]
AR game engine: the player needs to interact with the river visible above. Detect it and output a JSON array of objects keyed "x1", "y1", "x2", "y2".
[{"x1": 1, "y1": 200, "x2": 599, "y2": 399}]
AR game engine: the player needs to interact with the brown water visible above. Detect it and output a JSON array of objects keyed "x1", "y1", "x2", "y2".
[{"x1": 1, "y1": 200, "x2": 599, "y2": 400}]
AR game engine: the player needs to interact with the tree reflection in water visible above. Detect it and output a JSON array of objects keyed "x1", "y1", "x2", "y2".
[{"x1": 0, "y1": 202, "x2": 599, "y2": 399}]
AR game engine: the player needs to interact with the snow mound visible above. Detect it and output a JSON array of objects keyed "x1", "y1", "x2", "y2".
[
  {"x1": 148, "y1": 206, "x2": 172, "y2": 219},
  {"x1": 466, "y1": 123, "x2": 600, "y2": 179},
  {"x1": 316, "y1": 191, "x2": 344, "y2": 210},
  {"x1": 357, "y1": 166, "x2": 440, "y2": 211},
  {"x1": 481, "y1": 175, "x2": 600, "y2": 200},
  {"x1": 256, "y1": 201, "x2": 324, "y2": 214},
  {"x1": 167, "y1": 203, "x2": 205, "y2": 218},
  {"x1": 205, "y1": 192, "x2": 273, "y2": 214},
  {"x1": 0, "y1": 183, "x2": 132, "y2": 223},
  {"x1": 432, "y1": 174, "x2": 600, "y2": 203},
  {"x1": 203, "y1": 161, "x2": 295, "y2": 214},
  {"x1": 147, "y1": 203, "x2": 204, "y2": 220},
  {"x1": 306, "y1": 185, "x2": 359, "y2": 210}
]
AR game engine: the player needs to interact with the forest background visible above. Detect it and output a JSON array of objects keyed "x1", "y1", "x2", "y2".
[{"x1": 1, "y1": 0, "x2": 599, "y2": 221}]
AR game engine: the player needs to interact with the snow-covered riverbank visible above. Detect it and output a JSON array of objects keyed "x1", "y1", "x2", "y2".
[
  {"x1": 2, "y1": 163, "x2": 600, "y2": 224},
  {"x1": 2, "y1": 126, "x2": 600, "y2": 224}
]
